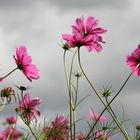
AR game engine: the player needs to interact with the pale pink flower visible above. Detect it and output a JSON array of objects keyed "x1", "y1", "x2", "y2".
[
  {"x1": 76, "y1": 131, "x2": 86, "y2": 140},
  {"x1": 95, "y1": 130, "x2": 111, "y2": 140},
  {"x1": 126, "y1": 44, "x2": 140, "y2": 76},
  {"x1": 6, "y1": 116, "x2": 17, "y2": 125},
  {"x1": 13, "y1": 45, "x2": 39, "y2": 82},
  {"x1": 18, "y1": 92, "x2": 41, "y2": 123},
  {"x1": 88, "y1": 111, "x2": 107, "y2": 123},
  {"x1": 62, "y1": 16, "x2": 106, "y2": 52}
]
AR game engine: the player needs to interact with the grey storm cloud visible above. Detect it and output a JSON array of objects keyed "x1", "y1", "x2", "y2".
[
  {"x1": 0, "y1": 0, "x2": 38, "y2": 9},
  {"x1": 0, "y1": 1, "x2": 140, "y2": 139},
  {"x1": 47, "y1": 0, "x2": 130, "y2": 10},
  {"x1": 0, "y1": 0, "x2": 130, "y2": 10}
]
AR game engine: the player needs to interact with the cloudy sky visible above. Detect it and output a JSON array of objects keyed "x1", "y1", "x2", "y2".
[{"x1": 0, "y1": 0, "x2": 140, "y2": 139}]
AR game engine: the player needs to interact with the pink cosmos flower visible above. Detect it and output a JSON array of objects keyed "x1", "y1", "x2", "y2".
[
  {"x1": 126, "y1": 44, "x2": 140, "y2": 76},
  {"x1": 13, "y1": 45, "x2": 39, "y2": 82},
  {"x1": 62, "y1": 16, "x2": 106, "y2": 52},
  {"x1": 6, "y1": 116, "x2": 17, "y2": 125},
  {"x1": 0, "y1": 127, "x2": 23, "y2": 140},
  {"x1": 88, "y1": 111, "x2": 107, "y2": 123},
  {"x1": 76, "y1": 131, "x2": 86, "y2": 140},
  {"x1": 44, "y1": 115, "x2": 70, "y2": 140},
  {"x1": 95, "y1": 130, "x2": 111, "y2": 140},
  {"x1": 18, "y1": 92, "x2": 41, "y2": 123}
]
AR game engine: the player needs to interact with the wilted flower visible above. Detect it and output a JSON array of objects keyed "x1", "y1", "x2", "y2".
[
  {"x1": 6, "y1": 116, "x2": 17, "y2": 125},
  {"x1": 17, "y1": 92, "x2": 41, "y2": 123},
  {"x1": 13, "y1": 45, "x2": 40, "y2": 82},
  {"x1": 88, "y1": 111, "x2": 107, "y2": 123},
  {"x1": 0, "y1": 87, "x2": 16, "y2": 103},
  {"x1": 126, "y1": 44, "x2": 140, "y2": 76},
  {"x1": 62, "y1": 16, "x2": 106, "y2": 52},
  {"x1": 44, "y1": 115, "x2": 69, "y2": 140}
]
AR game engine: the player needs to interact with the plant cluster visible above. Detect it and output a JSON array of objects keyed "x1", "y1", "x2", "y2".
[{"x1": 0, "y1": 16, "x2": 140, "y2": 140}]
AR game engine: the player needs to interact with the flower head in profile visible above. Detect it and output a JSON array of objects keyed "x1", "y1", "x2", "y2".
[
  {"x1": 17, "y1": 92, "x2": 41, "y2": 123},
  {"x1": 13, "y1": 45, "x2": 39, "y2": 82},
  {"x1": 88, "y1": 111, "x2": 107, "y2": 123},
  {"x1": 6, "y1": 116, "x2": 17, "y2": 125},
  {"x1": 126, "y1": 44, "x2": 140, "y2": 76},
  {"x1": 62, "y1": 16, "x2": 106, "y2": 52}
]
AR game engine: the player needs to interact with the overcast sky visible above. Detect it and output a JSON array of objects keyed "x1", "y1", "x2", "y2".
[{"x1": 0, "y1": 0, "x2": 140, "y2": 139}]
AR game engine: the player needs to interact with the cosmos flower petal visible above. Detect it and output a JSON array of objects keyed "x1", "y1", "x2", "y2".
[
  {"x1": 126, "y1": 44, "x2": 140, "y2": 76},
  {"x1": 13, "y1": 45, "x2": 39, "y2": 82},
  {"x1": 88, "y1": 111, "x2": 107, "y2": 123}
]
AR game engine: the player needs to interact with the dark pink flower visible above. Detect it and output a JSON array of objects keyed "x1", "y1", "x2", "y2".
[
  {"x1": 62, "y1": 16, "x2": 106, "y2": 52},
  {"x1": 126, "y1": 44, "x2": 140, "y2": 76},
  {"x1": 88, "y1": 111, "x2": 107, "y2": 123},
  {"x1": 6, "y1": 116, "x2": 17, "y2": 125},
  {"x1": 13, "y1": 45, "x2": 39, "y2": 82},
  {"x1": 18, "y1": 92, "x2": 41, "y2": 123}
]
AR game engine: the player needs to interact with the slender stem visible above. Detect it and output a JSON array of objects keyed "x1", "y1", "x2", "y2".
[
  {"x1": 74, "y1": 77, "x2": 79, "y2": 108},
  {"x1": 0, "y1": 98, "x2": 6, "y2": 113},
  {"x1": 73, "y1": 77, "x2": 79, "y2": 140},
  {"x1": 73, "y1": 109, "x2": 76, "y2": 140},
  {"x1": 69, "y1": 49, "x2": 78, "y2": 139},
  {"x1": 63, "y1": 50, "x2": 73, "y2": 138},
  {"x1": 28, "y1": 124, "x2": 38, "y2": 140},
  {"x1": 0, "y1": 67, "x2": 18, "y2": 81},
  {"x1": 112, "y1": 72, "x2": 133, "y2": 102},
  {"x1": 105, "y1": 98, "x2": 131, "y2": 139},
  {"x1": 63, "y1": 49, "x2": 78, "y2": 139},
  {"x1": 77, "y1": 48, "x2": 131, "y2": 140},
  {"x1": 63, "y1": 51, "x2": 69, "y2": 93},
  {"x1": 86, "y1": 72, "x2": 132, "y2": 139}
]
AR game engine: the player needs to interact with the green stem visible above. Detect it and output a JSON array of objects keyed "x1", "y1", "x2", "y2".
[
  {"x1": 78, "y1": 48, "x2": 131, "y2": 140},
  {"x1": 73, "y1": 77, "x2": 79, "y2": 140},
  {"x1": 69, "y1": 49, "x2": 78, "y2": 139},
  {"x1": 0, "y1": 67, "x2": 18, "y2": 81},
  {"x1": 63, "y1": 50, "x2": 73, "y2": 138},
  {"x1": 86, "y1": 72, "x2": 132, "y2": 139},
  {"x1": 0, "y1": 98, "x2": 6, "y2": 113},
  {"x1": 73, "y1": 109, "x2": 76, "y2": 140},
  {"x1": 63, "y1": 49, "x2": 78, "y2": 139},
  {"x1": 28, "y1": 124, "x2": 38, "y2": 140},
  {"x1": 105, "y1": 98, "x2": 131, "y2": 139},
  {"x1": 63, "y1": 51, "x2": 69, "y2": 93}
]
